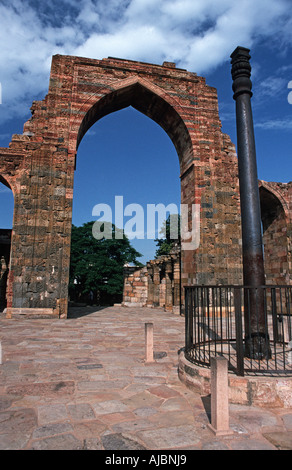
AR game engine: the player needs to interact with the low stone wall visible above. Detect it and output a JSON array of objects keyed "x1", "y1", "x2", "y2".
[
  {"x1": 122, "y1": 266, "x2": 148, "y2": 307},
  {"x1": 122, "y1": 246, "x2": 182, "y2": 313},
  {"x1": 178, "y1": 351, "x2": 292, "y2": 408}
]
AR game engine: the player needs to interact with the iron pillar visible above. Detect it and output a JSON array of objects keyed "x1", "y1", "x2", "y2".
[{"x1": 231, "y1": 46, "x2": 271, "y2": 359}]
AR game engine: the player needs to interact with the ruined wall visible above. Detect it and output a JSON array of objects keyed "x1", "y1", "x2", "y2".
[
  {"x1": 122, "y1": 265, "x2": 148, "y2": 307},
  {"x1": 0, "y1": 54, "x2": 247, "y2": 317},
  {"x1": 123, "y1": 246, "x2": 181, "y2": 314},
  {"x1": 259, "y1": 180, "x2": 292, "y2": 285},
  {"x1": 122, "y1": 180, "x2": 292, "y2": 316},
  {"x1": 0, "y1": 229, "x2": 11, "y2": 311}
]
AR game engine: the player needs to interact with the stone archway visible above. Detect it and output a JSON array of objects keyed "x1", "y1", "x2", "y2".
[
  {"x1": 0, "y1": 174, "x2": 14, "y2": 311},
  {"x1": 259, "y1": 181, "x2": 291, "y2": 285},
  {"x1": 0, "y1": 54, "x2": 244, "y2": 318}
]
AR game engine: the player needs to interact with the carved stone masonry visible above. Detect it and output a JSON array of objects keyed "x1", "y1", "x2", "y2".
[{"x1": 0, "y1": 54, "x2": 290, "y2": 318}]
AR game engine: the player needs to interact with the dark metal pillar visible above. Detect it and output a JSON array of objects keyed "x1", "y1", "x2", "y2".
[{"x1": 230, "y1": 46, "x2": 271, "y2": 359}]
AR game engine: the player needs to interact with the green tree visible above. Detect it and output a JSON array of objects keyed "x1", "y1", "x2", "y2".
[
  {"x1": 69, "y1": 221, "x2": 142, "y2": 302},
  {"x1": 154, "y1": 214, "x2": 180, "y2": 258}
]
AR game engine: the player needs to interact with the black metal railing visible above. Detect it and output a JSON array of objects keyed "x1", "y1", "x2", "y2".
[{"x1": 184, "y1": 285, "x2": 292, "y2": 376}]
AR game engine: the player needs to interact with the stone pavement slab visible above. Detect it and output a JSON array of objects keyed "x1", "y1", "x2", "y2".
[
  {"x1": 263, "y1": 431, "x2": 292, "y2": 450},
  {"x1": 0, "y1": 305, "x2": 292, "y2": 451}
]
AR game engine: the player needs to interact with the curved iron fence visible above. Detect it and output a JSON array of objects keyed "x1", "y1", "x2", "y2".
[{"x1": 184, "y1": 285, "x2": 292, "y2": 376}]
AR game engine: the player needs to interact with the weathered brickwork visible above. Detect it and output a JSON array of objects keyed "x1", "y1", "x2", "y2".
[
  {"x1": 0, "y1": 229, "x2": 11, "y2": 311},
  {"x1": 259, "y1": 180, "x2": 292, "y2": 285},
  {"x1": 122, "y1": 246, "x2": 181, "y2": 313},
  {"x1": 123, "y1": 265, "x2": 148, "y2": 308},
  {"x1": 146, "y1": 246, "x2": 181, "y2": 314},
  {"x1": 0, "y1": 55, "x2": 290, "y2": 318}
]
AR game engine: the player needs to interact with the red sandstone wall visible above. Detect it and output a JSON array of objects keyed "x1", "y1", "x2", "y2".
[
  {"x1": 123, "y1": 266, "x2": 148, "y2": 307},
  {"x1": 0, "y1": 55, "x2": 288, "y2": 317},
  {"x1": 259, "y1": 181, "x2": 292, "y2": 285}
]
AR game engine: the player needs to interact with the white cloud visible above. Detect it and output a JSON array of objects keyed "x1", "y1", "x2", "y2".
[
  {"x1": 258, "y1": 77, "x2": 287, "y2": 98},
  {"x1": 0, "y1": 0, "x2": 290, "y2": 125},
  {"x1": 255, "y1": 118, "x2": 292, "y2": 130}
]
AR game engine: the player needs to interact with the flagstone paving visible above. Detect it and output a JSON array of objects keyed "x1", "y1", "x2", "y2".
[{"x1": 0, "y1": 305, "x2": 292, "y2": 451}]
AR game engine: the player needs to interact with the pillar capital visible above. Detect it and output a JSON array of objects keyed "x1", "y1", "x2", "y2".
[{"x1": 230, "y1": 46, "x2": 252, "y2": 99}]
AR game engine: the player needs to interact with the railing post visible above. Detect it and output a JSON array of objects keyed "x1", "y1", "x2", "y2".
[
  {"x1": 288, "y1": 340, "x2": 292, "y2": 366},
  {"x1": 234, "y1": 287, "x2": 244, "y2": 376},
  {"x1": 271, "y1": 287, "x2": 280, "y2": 343},
  {"x1": 286, "y1": 287, "x2": 292, "y2": 341},
  {"x1": 185, "y1": 287, "x2": 189, "y2": 351},
  {"x1": 185, "y1": 287, "x2": 193, "y2": 353}
]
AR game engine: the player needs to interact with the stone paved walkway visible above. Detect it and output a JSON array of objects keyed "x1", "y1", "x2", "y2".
[{"x1": 0, "y1": 306, "x2": 292, "y2": 451}]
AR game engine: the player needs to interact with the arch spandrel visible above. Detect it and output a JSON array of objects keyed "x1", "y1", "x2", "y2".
[
  {"x1": 69, "y1": 75, "x2": 194, "y2": 171},
  {"x1": 259, "y1": 180, "x2": 290, "y2": 220}
]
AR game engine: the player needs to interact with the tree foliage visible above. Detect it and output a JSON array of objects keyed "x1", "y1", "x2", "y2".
[
  {"x1": 154, "y1": 214, "x2": 180, "y2": 258},
  {"x1": 69, "y1": 222, "x2": 142, "y2": 300}
]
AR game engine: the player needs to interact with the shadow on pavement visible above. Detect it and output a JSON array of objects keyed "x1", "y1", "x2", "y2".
[{"x1": 67, "y1": 304, "x2": 107, "y2": 318}]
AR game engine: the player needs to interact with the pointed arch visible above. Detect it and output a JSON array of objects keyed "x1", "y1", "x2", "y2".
[
  {"x1": 72, "y1": 76, "x2": 193, "y2": 167},
  {"x1": 0, "y1": 173, "x2": 14, "y2": 311},
  {"x1": 259, "y1": 183, "x2": 286, "y2": 233},
  {"x1": 259, "y1": 180, "x2": 289, "y2": 223},
  {"x1": 0, "y1": 55, "x2": 247, "y2": 317},
  {"x1": 259, "y1": 181, "x2": 289, "y2": 284}
]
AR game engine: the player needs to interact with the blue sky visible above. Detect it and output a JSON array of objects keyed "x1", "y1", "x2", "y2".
[{"x1": 0, "y1": 0, "x2": 291, "y2": 263}]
